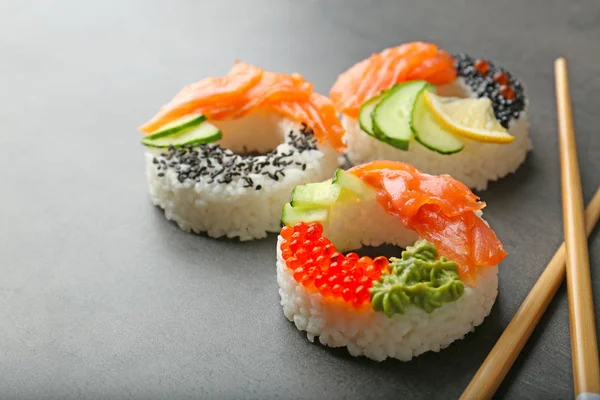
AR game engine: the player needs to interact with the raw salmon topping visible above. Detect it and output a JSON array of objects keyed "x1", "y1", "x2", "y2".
[
  {"x1": 140, "y1": 62, "x2": 345, "y2": 152},
  {"x1": 329, "y1": 42, "x2": 457, "y2": 118},
  {"x1": 349, "y1": 161, "x2": 506, "y2": 282}
]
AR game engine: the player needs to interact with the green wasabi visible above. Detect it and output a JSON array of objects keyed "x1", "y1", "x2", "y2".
[{"x1": 370, "y1": 240, "x2": 464, "y2": 317}]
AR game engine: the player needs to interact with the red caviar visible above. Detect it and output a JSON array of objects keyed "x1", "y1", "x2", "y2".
[
  {"x1": 499, "y1": 85, "x2": 515, "y2": 100},
  {"x1": 493, "y1": 71, "x2": 509, "y2": 86},
  {"x1": 279, "y1": 222, "x2": 388, "y2": 308},
  {"x1": 474, "y1": 59, "x2": 489, "y2": 75}
]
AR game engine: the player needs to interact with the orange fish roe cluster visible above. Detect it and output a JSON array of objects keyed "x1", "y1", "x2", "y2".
[{"x1": 279, "y1": 222, "x2": 389, "y2": 308}]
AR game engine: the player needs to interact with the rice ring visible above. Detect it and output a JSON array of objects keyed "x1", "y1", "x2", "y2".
[
  {"x1": 140, "y1": 62, "x2": 345, "y2": 240},
  {"x1": 276, "y1": 162, "x2": 505, "y2": 361},
  {"x1": 145, "y1": 111, "x2": 338, "y2": 240},
  {"x1": 332, "y1": 44, "x2": 532, "y2": 191}
]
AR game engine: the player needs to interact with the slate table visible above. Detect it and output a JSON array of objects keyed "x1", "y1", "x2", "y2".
[{"x1": 1, "y1": 0, "x2": 599, "y2": 398}]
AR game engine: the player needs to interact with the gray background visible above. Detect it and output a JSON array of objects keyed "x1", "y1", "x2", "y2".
[{"x1": 1, "y1": 0, "x2": 599, "y2": 399}]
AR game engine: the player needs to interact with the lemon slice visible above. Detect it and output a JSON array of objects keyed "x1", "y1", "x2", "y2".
[{"x1": 424, "y1": 91, "x2": 515, "y2": 144}]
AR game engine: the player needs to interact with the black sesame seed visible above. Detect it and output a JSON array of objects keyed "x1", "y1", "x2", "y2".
[
  {"x1": 152, "y1": 127, "x2": 318, "y2": 186},
  {"x1": 453, "y1": 53, "x2": 525, "y2": 128}
]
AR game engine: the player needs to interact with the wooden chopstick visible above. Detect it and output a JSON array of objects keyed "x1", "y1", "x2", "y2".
[
  {"x1": 555, "y1": 57, "x2": 600, "y2": 399},
  {"x1": 460, "y1": 187, "x2": 600, "y2": 400}
]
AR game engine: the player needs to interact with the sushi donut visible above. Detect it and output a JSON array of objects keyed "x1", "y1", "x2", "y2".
[
  {"x1": 276, "y1": 161, "x2": 506, "y2": 361},
  {"x1": 140, "y1": 62, "x2": 344, "y2": 240},
  {"x1": 330, "y1": 42, "x2": 531, "y2": 190}
]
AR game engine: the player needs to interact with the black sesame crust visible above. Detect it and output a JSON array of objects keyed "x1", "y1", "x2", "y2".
[
  {"x1": 453, "y1": 53, "x2": 526, "y2": 128},
  {"x1": 151, "y1": 124, "x2": 318, "y2": 189}
]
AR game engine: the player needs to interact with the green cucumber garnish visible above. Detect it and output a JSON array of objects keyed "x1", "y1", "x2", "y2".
[
  {"x1": 371, "y1": 81, "x2": 428, "y2": 150},
  {"x1": 291, "y1": 182, "x2": 341, "y2": 208},
  {"x1": 410, "y1": 86, "x2": 464, "y2": 155},
  {"x1": 148, "y1": 113, "x2": 206, "y2": 138},
  {"x1": 358, "y1": 92, "x2": 386, "y2": 136},
  {"x1": 332, "y1": 168, "x2": 376, "y2": 199},
  {"x1": 281, "y1": 203, "x2": 329, "y2": 227},
  {"x1": 142, "y1": 119, "x2": 222, "y2": 148}
]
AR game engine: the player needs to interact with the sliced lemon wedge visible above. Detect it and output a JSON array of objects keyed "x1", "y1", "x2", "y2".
[{"x1": 424, "y1": 91, "x2": 515, "y2": 144}]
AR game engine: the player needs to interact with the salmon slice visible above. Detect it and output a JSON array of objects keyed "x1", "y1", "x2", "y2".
[
  {"x1": 407, "y1": 51, "x2": 457, "y2": 83},
  {"x1": 349, "y1": 161, "x2": 506, "y2": 283},
  {"x1": 139, "y1": 62, "x2": 345, "y2": 153},
  {"x1": 205, "y1": 70, "x2": 311, "y2": 120},
  {"x1": 271, "y1": 93, "x2": 346, "y2": 151},
  {"x1": 357, "y1": 42, "x2": 438, "y2": 103},
  {"x1": 140, "y1": 62, "x2": 263, "y2": 133},
  {"x1": 330, "y1": 42, "x2": 457, "y2": 118}
]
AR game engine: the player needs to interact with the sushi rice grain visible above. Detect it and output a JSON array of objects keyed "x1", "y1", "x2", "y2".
[{"x1": 145, "y1": 111, "x2": 339, "y2": 240}]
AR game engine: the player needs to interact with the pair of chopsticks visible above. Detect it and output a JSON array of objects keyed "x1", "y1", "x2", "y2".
[{"x1": 461, "y1": 58, "x2": 600, "y2": 399}]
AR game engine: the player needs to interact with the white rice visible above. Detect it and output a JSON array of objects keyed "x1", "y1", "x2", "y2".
[
  {"x1": 145, "y1": 111, "x2": 339, "y2": 240},
  {"x1": 276, "y1": 196, "x2": 498, "y2": 361},
  {"x1": 343, "y1": 79, "x2": 532, "y2": 191}
]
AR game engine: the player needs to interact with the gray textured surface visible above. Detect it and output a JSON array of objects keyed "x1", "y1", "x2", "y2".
[{"x1": 1, "y1": 0, "x2": 599, "y2": 399}]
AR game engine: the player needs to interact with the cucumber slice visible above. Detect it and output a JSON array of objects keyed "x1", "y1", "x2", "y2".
[
  {"x1": 281, "y1": 203, "x2": 328, "y2": 227},
  {"x1": 331, "y1": 168, "x2": 376, "y2": 199},
  {"x1": 372, "y1": 81, "x2": 428, "y2": 150},
  {"x1": 142, "y1": 120, "x2": 222, "y2": 148},
  {"x1": 290, "y1": 169, "x2": 376, "y2": 209},
  {"x1": 149, "y1": 113, "x2": 206, "y2": 138},
  {"x1": 410, "y1": 86, "x2": 464, "y2": 155},
  {"x1": 358, "y1": 92, "x2": 386, "y2": 136},
  {"x1": 291, "y1": 182, "x2": 341, "y2": 208}
]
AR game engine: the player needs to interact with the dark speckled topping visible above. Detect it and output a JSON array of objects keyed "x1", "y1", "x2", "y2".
[
  {"x1": 454, "y1": 53, "x2": 526, "y2": 128},
  {"x1": 152, "y1": 125, "x2": 318, "y2": 188}
]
